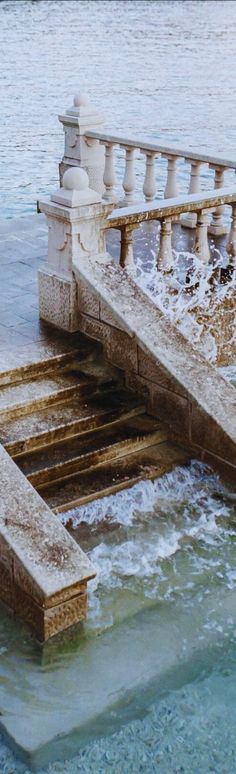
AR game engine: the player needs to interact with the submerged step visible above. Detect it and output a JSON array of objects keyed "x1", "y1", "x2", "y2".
[
  {"x1": 0, "y1": 585, "x2": 233, "y2": 770},
  {"x1": 17, "y1": 415, "x2": 168, "y2": 486},
  {"x1": 1, "y1": 389, "x2": 144, "y2": 456},
  {"x1": 40, "y1": 441, "x2": 189, "y2": 512}
]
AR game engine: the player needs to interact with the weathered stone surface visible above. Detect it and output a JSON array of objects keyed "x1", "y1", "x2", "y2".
[
  {"x1": 105, "y1": 327, "x2": 138, "y2": 372},
  {"x1": 77, "y1": 278, "x2": 100, "y2": 319},
  {"x1": 100, "y1": 300, "x2": 126, "y2": 331},
  {"x1": 38, "y1": 270, "x2": 79, "y2": 332},
  {"x1": 138, "y1": 348, "x2": 188, "y2": 397},
  {"x1": 191, "y1": 403, "x2": 236, "y2": 463},
  {"x1": 125, "y1": 369, "x2": 152, "y2": 401},
  {"x1": 77, "y1": 311, "x2": 110, "y2": 344},
  {"x1": 151, "y1": 383, "x2": 190, "y2": 440},
  {"x1": 13, "y1": 586, "x2": 87, "y2": 641}
]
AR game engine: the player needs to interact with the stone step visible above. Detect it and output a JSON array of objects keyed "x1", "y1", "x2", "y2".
[
  {"x1": 39, "y1": 442, "x2": 189, "y2": 513},
  {"x1": 0, "y1": 363, "x2": 118, "y2": 421},
  {"x1": 1, "y1": 389, "x2": 144, "y2": 457},
  {"x1": 0, "y1": 339, "x2": 94, "y2": 387},
  {"x1": 17, "y1": 415, "x2": 167, "y2": 487}
]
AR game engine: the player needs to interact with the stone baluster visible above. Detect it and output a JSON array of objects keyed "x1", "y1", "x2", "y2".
[
  {"x1": 103, "y1": 143, "x2": 117, "y2": 202},
  {"x1": 120, "y1": 225, "x2": 136, "y2": 271},
  {"x1": 122, "y1": 147, "x2": 136, "y2": 204},
  {"x1": 194, "y1": 210, "x2": 211, "y2": 264},
  {"x1": 157, "y1": 218, "x2": 173, "y2": 271},
  {"x1": 181, "y1": 160, "x2": 202, "y2": 228},
  {"x1": 226, "y1": 204, "x2": 236, "y2": 268},
  {"x1": 142, "y1": 151, "x2": 158, "y2": 202},
  {"x1": 208, "y1": 165, "x2": 228, "y2": 235},
  {"x1": 163, "y1": 156, "x2": 179, "y2": 199}
]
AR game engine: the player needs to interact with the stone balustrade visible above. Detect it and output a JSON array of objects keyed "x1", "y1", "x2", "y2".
[
  {"x1": 38, "y1": 167, "x2": 236, "y2": 344},
  {"x1": 107, "y1": 188, "x2": 236, "y2": 272},
  {"x1": 86, "y1": 132, "x2": 236, "y2": 237},
  {"x1": 58, "y1": 93, "x2": 236, "y2": 240}
]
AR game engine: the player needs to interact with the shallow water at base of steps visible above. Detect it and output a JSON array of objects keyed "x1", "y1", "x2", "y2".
[{"x1": 0, "y1": 462, "x2": 235, "y2": 771}]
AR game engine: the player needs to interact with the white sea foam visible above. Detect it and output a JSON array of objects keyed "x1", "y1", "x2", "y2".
[
  {"x1": 135, "y1": 244, "x2": 235, "y2": 363},
  {"x1": 60, "y1": 462, "x2": 234, "y2": 623}
]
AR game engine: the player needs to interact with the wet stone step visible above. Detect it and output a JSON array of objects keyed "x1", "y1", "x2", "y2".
[
  {"x1": 0, "y1": 337, "x2": 95, "y2": 387},
  {"x1": 40, "y1": 442, "x2": 190, "y2": 512},
  {"x1": 0, "y1": 365, "x2": 117, "y2": 420},
  {"x1": 1, "y1": 389, "x2": 144, "y2": 456},
  {"x1": 17, "y1": 415, "x2": 167, "y2": 486}
]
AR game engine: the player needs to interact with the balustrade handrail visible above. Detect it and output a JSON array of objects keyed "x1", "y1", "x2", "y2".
[
  {"x1": 85, "y1": 130, "x2": 236, "y2": 170},
  {"x1": 107, "y1": 187, "x2": 236, "y2": 229}
]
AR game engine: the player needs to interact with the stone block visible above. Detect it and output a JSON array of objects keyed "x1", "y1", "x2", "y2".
[
  {"x1": 43, "y1": 592, "x2": 87, "y2": 641},
  {"x1": 77, "y1": 312, "x2": 109, "y2": 344},
  {"x1": 138, "y1": 348, "x2": 187, "y2": 397},
  {"x1": 13, "y1": 561, "x2": 86, "y2": 609},
  {"x1": 200, "y1": 449, "x2": 236, "y2": 487},
  {"x1": 190, "y1": 403, "x2": 236, "y2": 464},
  {"x1": 151, "y1": 384, "x2": 190, "y2": 440},
  {"x1": 13, "y1": 587, "x2": 87, "y2": 641},
  {"x1": 38, "y1": 270, "x2": 79, "y2": 332},
  {"x1": 100, "y1": 300, "x2": 126, "y2": 331},
  {"x1": 0, "y1": 561, "x2": 14, "y2": 608},
  {"x1": 77, "y1": 279, "x2": 100, "y2": 319},
  {"x1": 104, "y1": 328, "x2": 138, "y2": 372},
  {"x1": 13, "y1": 559, "x2": 44, "y2": 605},
  {"x1": 125, "y1": 370, "x2": 152, "y2": 402},
  {"x1": 45, "y1": 582, "x2": 87, "y2": 610},
  {"x1": 0, "y1": 539, "x2": 14, "y2": 573}
]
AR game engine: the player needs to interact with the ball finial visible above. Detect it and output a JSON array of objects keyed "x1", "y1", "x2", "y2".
[
  {"x1": 73, "y1": 93, "x2": 90, "y2": 108},
  {"x1": 63, "y1": 167, "x2": 89, "y2": 191}
]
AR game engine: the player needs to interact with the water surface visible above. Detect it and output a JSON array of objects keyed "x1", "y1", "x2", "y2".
[{"x1": 0, "y1": 0, "x2": 236, "y2": 217}]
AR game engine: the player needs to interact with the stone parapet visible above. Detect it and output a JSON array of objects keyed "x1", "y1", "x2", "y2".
[{"x1": 0, "y1": 444, "x2": 95, "y2": 640}]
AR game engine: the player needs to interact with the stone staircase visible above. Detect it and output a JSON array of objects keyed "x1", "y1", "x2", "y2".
[{"x1": 0, "y1": 339, "x2": 189, "y2": 517}]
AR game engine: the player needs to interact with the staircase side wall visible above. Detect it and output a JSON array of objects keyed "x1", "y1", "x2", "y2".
[{"x1": 74, "y1": 263, "x2": 236, "y2": 486}]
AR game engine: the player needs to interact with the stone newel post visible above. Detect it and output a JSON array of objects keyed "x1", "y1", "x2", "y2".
[
  {"x1": 58, "y1": 93, "x2": 105, "y2": 194},
  {"x1": 38, "y1": 168, "x2": 110, "y2": 331}
]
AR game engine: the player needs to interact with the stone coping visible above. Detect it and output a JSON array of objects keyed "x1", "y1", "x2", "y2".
[
  {"x1": 86, "y1": 130, "x2": 236, "y2": 169},
  {"x1": 108, "y1": 186, "x2": 236, "y2": 227}
]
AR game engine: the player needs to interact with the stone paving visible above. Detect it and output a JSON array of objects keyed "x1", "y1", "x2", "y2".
[{"x1": 0, "y1": 214, "x2": 88, "y2": 374}]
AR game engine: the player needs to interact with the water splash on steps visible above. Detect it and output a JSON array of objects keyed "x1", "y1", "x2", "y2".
[{"x1": 61, "y1": 461, "x2": 236, "y2": 631}]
